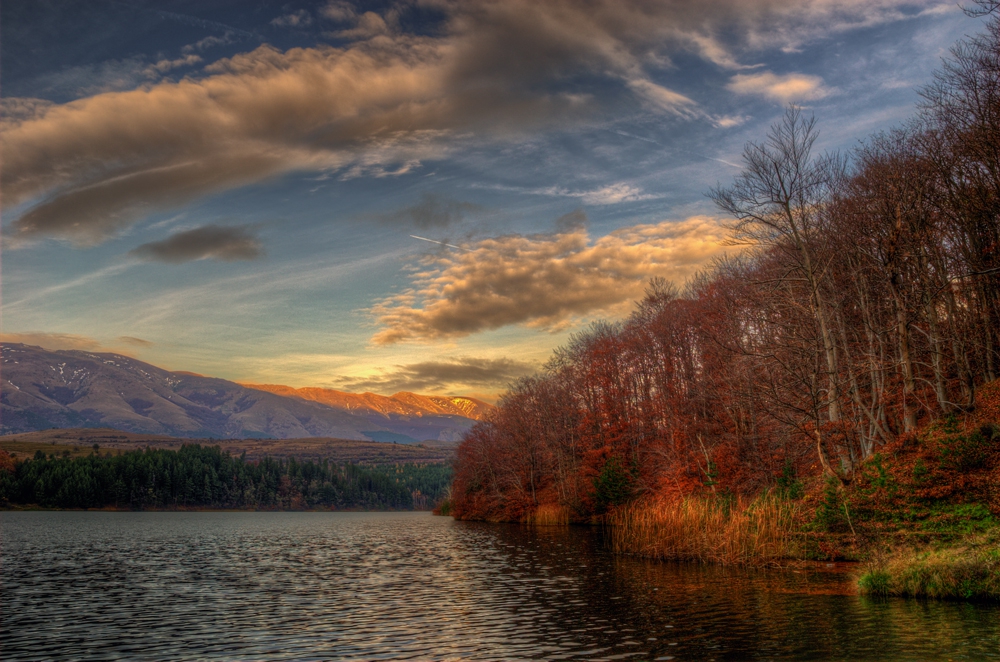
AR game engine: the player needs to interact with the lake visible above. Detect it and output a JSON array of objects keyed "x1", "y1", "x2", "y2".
[{"x1": 2, "y1": 511, "x2": 998, "y2": 660}]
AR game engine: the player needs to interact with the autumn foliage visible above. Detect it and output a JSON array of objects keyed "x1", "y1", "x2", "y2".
[{"x1": 451, "y1": 12, "x2": 1000, "y2": 524}]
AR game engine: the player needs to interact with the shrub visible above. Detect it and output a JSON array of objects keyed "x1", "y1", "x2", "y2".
[
  {"x1": 593, "y1": 456, "x2": 634, "y2": 513},
  {"x1": 776, "y1": 459, "x2": 804, "y2": 500},
  {"x1": 814, "y1": 476, "x2": 852, "y2": 533}
]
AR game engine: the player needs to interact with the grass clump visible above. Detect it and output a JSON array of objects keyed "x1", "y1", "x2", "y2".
[
  {"x1": 432, "y1": 498, "x2": 452, "y2": 516},
  {"x1": 858, "y1": 569, "x2": 892, "y2": 596},
  {"x1": 609, "y1": 494, "x2": 798, "y2": 566},
  {"x1": 859, "y1": 537, "x2": 1000, "y2": 600}
]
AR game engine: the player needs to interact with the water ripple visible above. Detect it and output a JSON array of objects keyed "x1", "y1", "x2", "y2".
[{"x1": 2, "y1": 512, "x2": 1000, "y2": 660}]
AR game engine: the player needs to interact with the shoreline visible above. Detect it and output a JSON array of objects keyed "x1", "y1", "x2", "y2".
[{"x1": 1, "y1": 504, "x2": 434, "y2": 513}]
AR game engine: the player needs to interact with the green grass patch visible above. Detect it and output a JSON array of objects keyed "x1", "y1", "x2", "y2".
[{"x1": 859, "y1": 536, "x2": 1000, "y2": 600}]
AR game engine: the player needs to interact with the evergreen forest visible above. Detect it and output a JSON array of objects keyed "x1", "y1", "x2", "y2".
[{"x1": 0, "y1": 444, "x2": 451, "y2": 511}]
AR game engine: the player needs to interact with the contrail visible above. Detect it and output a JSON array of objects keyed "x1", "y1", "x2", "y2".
[
  {"x1": 410, "y1": 235, "x2": 472, "y2": 252},
  {"x1": 609, "y1": 128, "x2": 740, "y2": 167}
]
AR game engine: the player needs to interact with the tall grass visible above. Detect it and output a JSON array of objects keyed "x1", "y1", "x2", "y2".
[
  {"x1": 609, "y1": 494, "x2": 798, "y2": 566},
  {"x1": 525, "y1": 503, "x2": 570, "y2": 526}
]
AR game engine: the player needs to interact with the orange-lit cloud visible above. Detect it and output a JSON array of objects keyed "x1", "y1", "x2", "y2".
[
  {"x1": 336, "y1": 357, "x2": 539, "y2": 394},
  {"x1": 371, "y1": 215, "x2": 733, "y2": 344}
]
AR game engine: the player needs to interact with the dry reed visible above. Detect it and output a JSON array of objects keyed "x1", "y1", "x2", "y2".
[
  {"x1": 609, "y1": 494, "x2": 798, "y2": 566},
  {"x1": 525, "y1": 503, "x2": 571, "y2": 526}
]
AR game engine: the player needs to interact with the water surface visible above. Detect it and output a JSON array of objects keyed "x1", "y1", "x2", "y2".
[{"x1": 2, "y1": 511, "x2": 999, "y2": 660}]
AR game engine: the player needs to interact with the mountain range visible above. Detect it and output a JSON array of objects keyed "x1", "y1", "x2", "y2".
[
  {"x1": 241, "y1": 384, "x2": 493, "y2": 442},
  {"x1": 0, "y1": 343, "x2": 491, "y2": 442}
]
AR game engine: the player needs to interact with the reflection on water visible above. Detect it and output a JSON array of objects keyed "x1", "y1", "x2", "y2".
[{"x1": 2, "y1": 511, "x2": 999, "y2": 660}]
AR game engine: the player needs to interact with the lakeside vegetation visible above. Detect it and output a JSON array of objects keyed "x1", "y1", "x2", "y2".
[
  {"x1": 448, "y1": 4, "x2": 1000, "y2": 599},
  {"x1": 0, "y1": 444, "x2": 451, "y2": 511}
]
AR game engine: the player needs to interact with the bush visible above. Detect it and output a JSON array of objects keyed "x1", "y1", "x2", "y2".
[{"x1": 939, "y1": 430, "x2": 989, "y2": 471}]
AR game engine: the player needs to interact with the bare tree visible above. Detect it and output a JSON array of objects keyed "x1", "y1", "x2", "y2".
[{"x1": 711, "y1": 107, "x2": 845, "y2": 475}]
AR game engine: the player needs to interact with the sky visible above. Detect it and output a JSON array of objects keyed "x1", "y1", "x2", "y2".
[{"x1": 0, "y1": 0, "x2": 980, "y2": 401}]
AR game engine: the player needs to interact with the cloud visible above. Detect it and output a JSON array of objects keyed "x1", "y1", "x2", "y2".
[
  {"x1": 578, "y1": 183, "x2": 654, "y2": 205},
  {"x1": 371, "y1": 215, "x2": 734, "y2": 344},
  {"x1": 713, "y1": 114, "x2": 749, "y2": 128},
  {"x1": 0, "y1": 332, "x2": 105, "y2": 352},
  {"x1": 727, "y1": 71, "x2": 831, "y2": 102},
  {"x1": 0, "y1": 98, "x2": 54, "y2": 128},
  {"x1": 374, "y1": 193, "x2": 484, "y2": 228},
  {"x1": 271, "y1": 10, "x2": 312, "y2": 28},
  {"x1": 129, "y1": 225, "x2": 263, "y2": 263},
  {"x1": 29, "y1": 57, "x2": 149, "y2": 99},
  {"x1": 182, "y1": 33, "x2": 234, "y2": 54},
  {"x1": 144, "y1": 54, "x2": 203, "y2": 76},
  {"x1": 117, "y1": 336, "x2": 154, "y2": 347},
  {"x1": 626, "y1": 79, "x2": 698, "y2": 117},
  {"x1": 336, "y1": 357, "x2": 538, "y2": 393},
  {"x1": 477, "y1": 182, "x2": 657, "y2": 205},
  {"x1": 2, "y1": 0, "x2": 937, "y2": 245},
  {"x1": 319, "y1": 1, "x2": 358, "y2": 23},
  {"x1": 333, "y1": 12, "x2": 391, "y2": 40}
]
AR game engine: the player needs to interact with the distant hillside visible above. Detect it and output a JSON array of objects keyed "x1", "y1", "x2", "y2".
[
  {"x1": 242, "y1": 384, "x2": 493, "y2": 442},
  {"x1": 242, "y1": 384, "x2": 493, "y2": 419},
  {"x1": 0, "y1": 344, "x2": 487, "y2": 443},
  {"x1": 0, "y1": 344, "x2": 383, "y2": 439},
  {"x1": 0, "y1": 428, "x2": 456, "y2": 465}
]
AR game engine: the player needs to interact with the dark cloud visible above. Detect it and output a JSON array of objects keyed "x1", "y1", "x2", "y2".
[
  {"x1": 129, "y1": 225, "x2": 263, "y2": 263},
  {"x1": 117, "y1": 336, "x2": 154, "y2": 347},
  {"x1": 554, "y1": 209, "x2": 587, "y2": 232},
  {"x1": 337, "y1": 357, "x2": 538, "y2": 393},
  {"x1": 0, "y1": 332, "x2": 152, "y2": 355},
  {"x1": 375, "y1": 193, "x2": 484, "y2": 228}
]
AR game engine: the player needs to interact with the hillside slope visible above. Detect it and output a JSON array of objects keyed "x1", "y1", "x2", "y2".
[{"x1": 1, "y1": 344, "x2": 383, "y2": 440}]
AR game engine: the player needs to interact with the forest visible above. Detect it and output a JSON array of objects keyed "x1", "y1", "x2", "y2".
[
  {"x1": 450, "y1": 6, "x2": 1000, "y2": 527},
  {"x1": 0, "y1": 444, "x2": 452, "y2": 511}
]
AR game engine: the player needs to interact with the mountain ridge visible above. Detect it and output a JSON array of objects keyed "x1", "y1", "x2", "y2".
[
  {"x1": 240, "y1": 383, "x2": 493, "y2": 421},
  {"x1": 0, "y1": 344, "x2": 486, "y2": 442}
]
